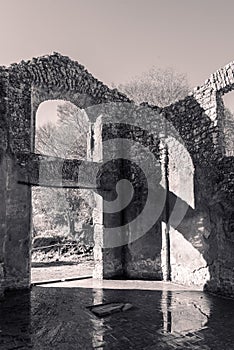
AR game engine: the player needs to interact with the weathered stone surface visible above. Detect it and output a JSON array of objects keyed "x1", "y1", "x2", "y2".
[{"x1": 0, "y1": 53, "x2": 233, "y2": 298}]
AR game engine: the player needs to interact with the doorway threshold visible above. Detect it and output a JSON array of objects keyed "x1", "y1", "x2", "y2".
[{"x1": 31, "y1": 275, "x2": 92, "y2": 286}]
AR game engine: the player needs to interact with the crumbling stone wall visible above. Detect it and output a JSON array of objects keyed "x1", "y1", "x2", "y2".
[
  {"x1": 190, "y1": 65, "x2": 234, "y2": 295},
  {"x1": 0, "y1": 53, "x2": 129, "y2": 295},
  {"x1": 0, "y1": 53, "x2": 233, "y2": 298},
  {"x1": 89, "y1": 64, "x2": 234, "y2": 293}
]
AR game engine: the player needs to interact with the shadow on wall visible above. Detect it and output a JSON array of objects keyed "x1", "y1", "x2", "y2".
[
  {"x1": 99, "y1": 94, "x2": 233, "y2": 293},
  {"x1": 0, "y1": 53, "x2": 233, "y2": 298},
  {"x1": 163, "y1": 95, "x2": 233, "y2": 293},
  {"x1": 161, "y1": 95, "x2": 233, "y2": 293}
]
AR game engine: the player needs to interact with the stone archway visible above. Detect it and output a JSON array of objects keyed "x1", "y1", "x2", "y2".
[
  {"x1": 0, "y1": 53, "x2": 130, "y2": 293},
  {"x1": 0, "y1": 53, "x2": 233, "y2": 299}
]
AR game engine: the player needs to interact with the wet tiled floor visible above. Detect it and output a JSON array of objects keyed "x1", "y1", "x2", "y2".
[{"x1": 1, "y1": 279, "x2": 234, "y2": 349}]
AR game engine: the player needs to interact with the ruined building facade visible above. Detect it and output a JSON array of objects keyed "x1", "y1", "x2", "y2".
[{"x1": 0, "y1": 54, "x2": 233, "y2": 298}]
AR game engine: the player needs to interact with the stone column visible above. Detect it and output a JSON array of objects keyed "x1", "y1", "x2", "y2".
[
  {"x1": 3, "y1": 154, "x2": 31, "y2": 290},
  {"x1": 0, "y1": 155, "x2": 6, "y2": 297},
  {"x1": 91, "y1": 117, "x2": 124, "y2": 279}
]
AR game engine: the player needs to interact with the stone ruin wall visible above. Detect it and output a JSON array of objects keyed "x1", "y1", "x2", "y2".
[
  {"x1": 0, "y1": 53, "x2": 130, "y2": 295},
  {"x1": 0, "y1": 53, "x2": 233, "y2": 298},
  {"x1": 94, "y1": 63, "x2": 234, "y2": 297},
  {"x1": 78, "y1": 61, "x2": 234, "y2": 296}
]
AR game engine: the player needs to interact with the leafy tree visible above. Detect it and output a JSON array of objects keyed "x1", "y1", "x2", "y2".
[
  {"x1": 118, "y1": 67, "x2": 233, "y2": 155},
  {"x1": 118, "y1": 66, "x2": 190, "y2": 107},
  {"x1": 32, "y1": 101, "x2": 93, "y2": 238},
  {"x1": 35, "y1": 103, "x2": 88, "y2": 159}
]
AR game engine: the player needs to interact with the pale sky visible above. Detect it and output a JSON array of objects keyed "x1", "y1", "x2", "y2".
[{"x1": 1, "y1": 0, "x2": 234, "y2": 123}]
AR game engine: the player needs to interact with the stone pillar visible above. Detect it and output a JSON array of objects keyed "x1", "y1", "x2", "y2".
[
  {"x1": 91, "y1": 117, "x2": 124, "y2": 279},
  {"x1": 0, "y1": 68, "x2": 8, "y2": 297},
  {"x1": 91, "y1": 118, "x2": 105, "y2": 279},
  {"x1": 0, "y1": 154, "x2": 6, "y2": 297},
  {"x1": 3, "y1": 154, "x2": 31, "y2": 290},
  {"x1": 2, "y1": 76, "x2": 32, "y2": 291}
]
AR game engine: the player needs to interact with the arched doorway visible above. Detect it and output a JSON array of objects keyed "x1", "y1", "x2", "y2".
[{"x1": 31, "y1": 100, "x2": 95, "y2": 284}]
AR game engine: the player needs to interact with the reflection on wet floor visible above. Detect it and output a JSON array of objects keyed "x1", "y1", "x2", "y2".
[
  {"x1": 0, "y1": 279, "x2": 234, "y2": 349},
  {"x1": 160, "y1": 289, "x2": 210, "y2": 335}
]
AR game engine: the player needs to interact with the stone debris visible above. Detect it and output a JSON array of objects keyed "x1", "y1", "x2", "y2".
[{"x1": 88, "y1": 302, "x2": 133, "y2": 317}]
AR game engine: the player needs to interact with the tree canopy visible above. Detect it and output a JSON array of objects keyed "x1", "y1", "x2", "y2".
[
  {"x1": 32, "y1": 101, "x2": 93, "y2": 238},
  {"x1": 117, "y1": 66, "x2": 190, "y2": 107}
]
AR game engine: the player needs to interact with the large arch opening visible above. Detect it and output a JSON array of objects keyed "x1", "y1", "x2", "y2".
[{"x1": 31, "y1": 100, "x2": 95, "y2": 283}]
